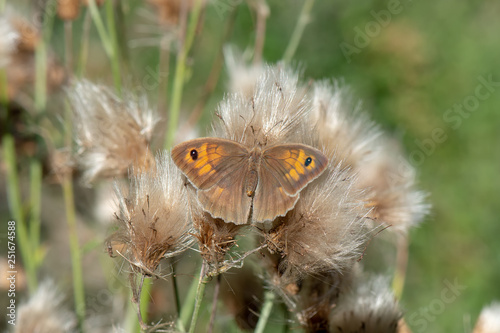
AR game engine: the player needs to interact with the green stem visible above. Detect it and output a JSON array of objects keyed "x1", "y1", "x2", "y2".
[
  {"x1": 254, "y1": 289, "x2": 276, "y2": 333},
  {"x1": 0, "y1": 70, "x2": 7, "y2": 106},
  {"x1": 188, "y1": 263, "x2": 209, "y2": 333},
  {"x1": 164, "y1": 0, "x2": 204, "y2": 149},
  {"x1": 282, "y1": 0, "x2": 315, "y2": 63},
  {"x1": 2, "y1": 135, "x2": 37, "y2": 292},
  {"x1": 139, "y1": 277, "x2": 153, "y2": 326},
  {"x1": 28, "y1": 160, "x2": 43, "y2": 266},
  {"x1": 63, "y1": 176, "x2": 86, "y2": 331},
  {"x1": 34, "y1": 40, "x2": 47, "y2": 112},
  {"x1": 87, "y1": 0, "x2": 121, "y2": 93},
  {"x1": 178, "y1": 269, "x2": 201, "y2": 331},
  {"x1": 105, "y1": 0, "x2": 122, "y2": 93},
  {"x1": 77, "y1": 9, "x2": 92, "y2": 77}
]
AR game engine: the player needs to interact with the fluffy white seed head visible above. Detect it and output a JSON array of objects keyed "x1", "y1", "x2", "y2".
[
  {"x1": 330, "y1": 274, "x2": 402, "y2": 333},
  {"x1": 265, "y1": 162, "x2": 371, "y2": 285},
  {"x1": 13, "y1": 281, "x2": 76, "y2": 333},
  {"x1": 107, "y1": 152, "x2": 192, "y2": 276},
  {"x1": 68, "y1": 79, "x2": 159, "y2": 185},
  {"x1": 212, "y1": 65, "x2": 311, "y2": 148},
  {"x1": 224, "y1": 46, "x2": 265, "y2": 99}
]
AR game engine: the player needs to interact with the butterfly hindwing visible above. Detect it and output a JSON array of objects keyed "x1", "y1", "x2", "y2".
[
  {"x1": 197, "y1": 166, "x2": 253, "y2": 225},
  {"x1": 171, "y1": 137, "x2": 249, "y2": 190},
  {"x1": 261, "y1": 144, "x2": 328, "y2": 195}
]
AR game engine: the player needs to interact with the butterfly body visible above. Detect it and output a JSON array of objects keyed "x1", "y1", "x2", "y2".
[{"x1": 172, "y1": 137, "x2": 328, "y2": 225}]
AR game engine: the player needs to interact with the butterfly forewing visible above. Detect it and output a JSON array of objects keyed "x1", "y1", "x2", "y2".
[
  {"x1": 171, "y1": 137, "x2": 249, "y2": 190},
  {"x1": 262, "y1": 144, "x2": 328, "y2": 195}
]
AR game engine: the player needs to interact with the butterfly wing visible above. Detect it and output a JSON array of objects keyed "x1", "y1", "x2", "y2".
[
  {"x1": 252, "y1": 144, "x2": 328, "y2": 222},
  {"x1": 171, "y1": 137, "x2": 252, "y2": 224}
]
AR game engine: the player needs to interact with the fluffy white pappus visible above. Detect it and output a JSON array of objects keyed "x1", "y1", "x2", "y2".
[
  {"x1": 68, "y1": 79, "x2": 159, "y2": 185},
  {"x1": 473, "y1": 302, "x2": 500, "y2": 333},
  {"x1": 107, "y1": 152, "x2": 193, "y2": 275},
  {"x1": 356, "y1": 138, "x2": 430, "y2": 233},
  {"x1": 224, "y1": 45, "x2": 265, "y2": 99},
  {"x1": 311, "y1": 81, "x2": 381, "y2": 165},
  {"x1": 0, "y1": 15, "x2": 19, "y2": 68},
  {"x1": 13, "y1": 281, "x2": 76, "y2": 333},
  {"x1": 266, "y1": 162, "x2": 372, "y2": 284},
  {"x1": 330, "y1": 274, "x2": 401, "y2": 333},
  {"x1": 212, "y1": 65, "x2": 312, "y2": 147}
]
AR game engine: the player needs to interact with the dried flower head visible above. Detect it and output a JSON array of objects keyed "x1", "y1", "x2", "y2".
[
  {"x1": 106, "y1": 152, "x2": 192, "y2": 276},
  {"x1": 473, "y1": 302, "x2": 500, "y2": 333},
  {"x1": 356, "y1": 138, "x2": 430, "y2": 233},
  {"x1": 312, "y1": 81, "x2": 428, "y2": 233},
  {"x1": 330, "y1": 274, "x2": 402, "y2": 333},
  {"x1": 212, "y1": 65, "x2": 310, "y2": 147},
  {"x1": 68, "y1": 79, "x2": 159, "y2": 185},
  {"x1": 262, "y1": 163, "x2": 371, "y2": 285},
  {"x1": 312, "y1": 81, "x2": 380, "y2": 166},
  {"x1": 14, "y1": 281, "x2": 76, "y2": 333},
  {"x1": 188, "y1": 190, "x2": 244, "y2": 272}
]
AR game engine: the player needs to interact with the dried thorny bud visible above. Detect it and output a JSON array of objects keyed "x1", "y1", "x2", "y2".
[
  {"x1": 330, "y1": 274, "x2": 402, "y2": 333},
  {"x1": 262, "y1": 163, "x2": 371, "y2": 285},
  {"x1": 57, "y1": 0, "x2": 81, "y2": 21},
  {"x1": 312, "y1": 81, "x2": 429, "y2": 234},
  {"x1": 473, "y1": 302, "x2": 500, "y2": 333},
  {"x1": 106, "y1": 153, "x2": 192, "y2": 276},
  {"x1": 13, "y1": 281, "x2": 76, "y2": 333},
  {"x1": 189, "y1": 193, "x2": 244, "y2": 272},
  {"x1": 68, "y1": 79, "x2": 159, "y2": 185}
]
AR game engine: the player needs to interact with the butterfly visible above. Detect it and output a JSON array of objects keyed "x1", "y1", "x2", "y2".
[{"x1": 171, "y1": 137, "x2": 328, "y2": 225}]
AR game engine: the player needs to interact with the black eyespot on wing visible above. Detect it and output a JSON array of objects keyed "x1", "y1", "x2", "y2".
[
  {"x1": 305, "y1": 156, "x2": 312, "y2": 167},
  {"x1": 190, "y1": 149, "x2": 198, "y2": 160}
]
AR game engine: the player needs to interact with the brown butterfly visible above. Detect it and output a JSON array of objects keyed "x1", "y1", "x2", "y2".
[{"x1": 171, "y1": 138, "x2": 328, "y2": 225}]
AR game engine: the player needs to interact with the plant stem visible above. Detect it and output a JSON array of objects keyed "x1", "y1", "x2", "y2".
[
  {"x1": 34, "y1": 40, "x2": 47, "y2": 112},
  {"x1": 139, "y1": 277, "x2": 153, "y2": 326},
  {"x1": 207, "y1": 275, "x2": 221, "y2": 333},
  {"x1": 2, "y1": 135, "x2": 37, "y2": 292},
  {"x1": 28, "y1": 160, "x2": 42, "y2": 265},
  {"x1": 164, "y1": 0, "x2": 204, "y2": 149},
  {"x1": 178, "y1": 269, "x2": 201, "y2": 331},
  {"x1": 253, "y1": 0, "x2": 269, "y2": 64},
  {"x1": 392, "y1": 235, "x2": 409, "y2": 299},
  {"x1": 62, "y1": 172, "x2": 86, "y2": 331},
  {"x1": 254, "y1": 289, "x2": 276, "y2": 333},
  {"x1": 77, "y1": 9, "x2": 92, "y2": 77},
  {"x1": 87, "y1": 0, "x2": 121, "y2": 93},
  {"x1": 188, "y1": 262, "x2": 209, "y2": 333},
  {"x1": 282, "y1": 0, "x2": 315, "y2": 63}
]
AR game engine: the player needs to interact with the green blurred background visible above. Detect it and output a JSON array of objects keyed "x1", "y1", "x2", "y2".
[{"x1": 4, "y1": 0, "x2": 500, "y2": 332}]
